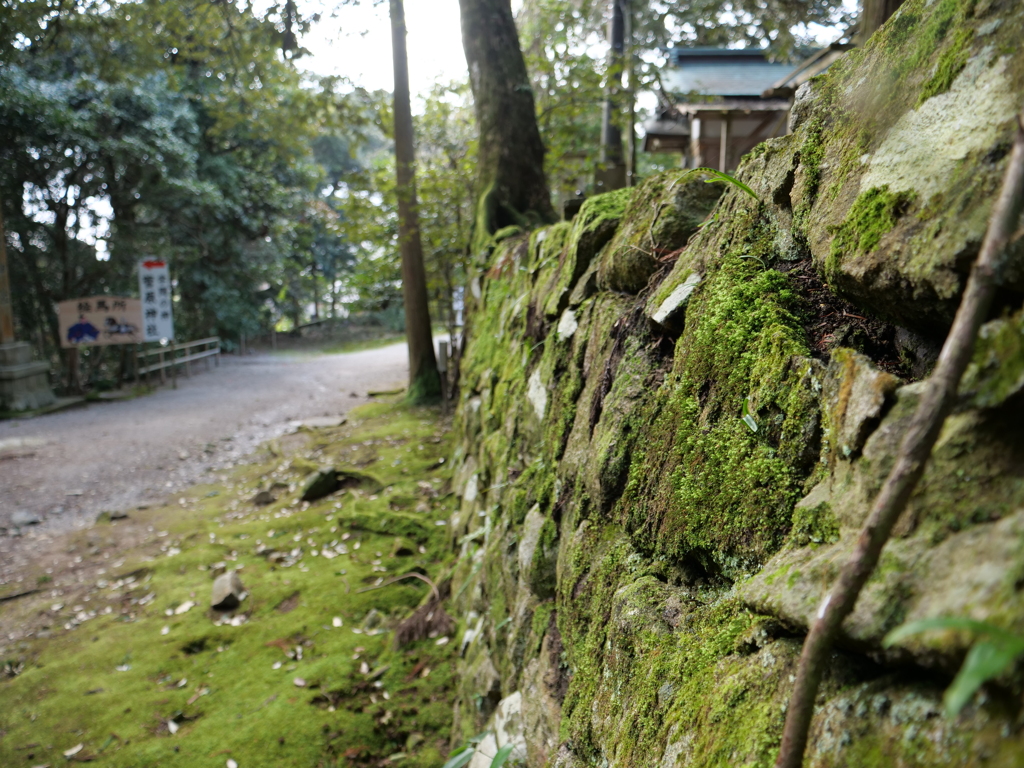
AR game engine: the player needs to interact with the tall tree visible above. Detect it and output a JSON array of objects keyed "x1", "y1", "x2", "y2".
[
  {"x1": 856, "y1": 0, "x2": 905, "y2": 43},
  {"x1": 459, "y1": 0, "x2": 556, "y2": 253},
  {"x1": 596, "y1": 0, "x2": 627, "y2": 193},
  {"x1": 389, "y1": 0, "x2": 440, "y2": 401},
  {"x1": 0, "y1": 190, "x2": 14, "y2": 344}
]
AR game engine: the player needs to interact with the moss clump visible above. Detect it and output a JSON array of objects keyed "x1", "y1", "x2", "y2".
[
  {"x1": 961, "y1": 309, "x2": 1024, "y2": 408},
  {"x1": 528, "y1": 601, "x2": 556, "y2": 656},
  {"x1": 799, "y1": 105, "x2": 830, "y2": 207},
  {"x1": 826, "y1": 186, "x2": 915, "y2": 283},
  {"x1": 529, "y1": 517, "x2": 559, "y2": 599},
  {"x1": 597, "y1": 172, "x2": 722, "y2": 294},
  {"x1": 919, "y1": 28, "x2": 974, "y2": 104},
  {"x1": 620, "y1": 242, "x2": 818, "y2": 576},
  {"x1": 790, "y1": 498, "x2": 840, "y2": 547},
  {"x1": 541, "y1": 188, "x2": 633, "y2": 318}
]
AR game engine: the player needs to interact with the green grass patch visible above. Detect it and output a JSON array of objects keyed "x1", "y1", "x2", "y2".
[{"x1": 0, "y1": 399, "x2": 460, "y2": 768}]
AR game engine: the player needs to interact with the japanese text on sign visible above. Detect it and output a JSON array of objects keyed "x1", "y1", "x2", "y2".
[
  {"x1": 138, "y1": 259, "x2": 175, "y2": 341},
  {"x1": 57, "y1": 297, "x2": 142, "y2": 348}
]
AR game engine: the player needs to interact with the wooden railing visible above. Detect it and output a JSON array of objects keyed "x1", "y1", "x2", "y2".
[{"x1": 136, "y1": 337, "x2": 220, "y2": 388}]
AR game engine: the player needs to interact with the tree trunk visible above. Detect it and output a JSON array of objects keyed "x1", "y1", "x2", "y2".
[
  {"x1": 0, "y1": 189, "x2": 16, "y2": 344},
  {"x1": 597, "y1": 0, "x2": 626, "y2": 193},
  {"x1": 624, "y1": 0, "x2": 636, "y2": 188},
  {"x1": 459, "y1": 0, "x2": 555, "y2": 252},
  {"x1": 390, "y1": 0, "x2": 440, "y2": 402},
  {"x1": 856, "y1": 0, "x2": 905, "y2": 44}
]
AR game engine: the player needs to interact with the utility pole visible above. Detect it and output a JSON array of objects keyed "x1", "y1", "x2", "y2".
[{"x1": 596, "y1": 0, "x2": 627, "y2": 193}]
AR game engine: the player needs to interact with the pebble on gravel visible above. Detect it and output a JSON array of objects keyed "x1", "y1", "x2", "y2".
[{"x1": 211, "y1": 571, "x2": 245, "y2": 611}]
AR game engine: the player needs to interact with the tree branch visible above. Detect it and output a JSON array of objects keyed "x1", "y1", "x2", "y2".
[{"x1": 775, "y1": 110, "x2": 1024, "y2": 768}]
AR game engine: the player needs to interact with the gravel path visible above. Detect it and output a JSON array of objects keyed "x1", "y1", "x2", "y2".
[{"x1": 0, "y1": 343, "x2": 410, "y2": 534}]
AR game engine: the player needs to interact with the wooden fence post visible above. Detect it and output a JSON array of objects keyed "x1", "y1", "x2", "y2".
[{"x1": 438, "y1": 340, "x2": 449, "y2": 415}]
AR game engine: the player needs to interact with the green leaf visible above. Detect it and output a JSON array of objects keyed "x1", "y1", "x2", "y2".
[
  {"x1": 740, "y1": 254, "x2": 768, "y2": 269},
  {"x1": 682, "y1": 167, "x2": 759, "y2": 200},
  {"x1": 741, "y1": 397, "x2": 758, "y2": 433},
  {"x1": 884, "y1": 617, "x2": 1024, "y2": 716},
  {"x1": 945, "y1": 641, "x2": 1021, "y2": 716},
  {"x1": 883, "y1": 617, "x2": 1024, "y2": 649},
  {"x1": 442, "y1": 747, "x2": 475, "y2": 768},
  {"x1": 490, "y1": 744, "x2": 515, "y2": 768}
]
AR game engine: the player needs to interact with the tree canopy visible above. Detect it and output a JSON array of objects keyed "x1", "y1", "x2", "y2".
[{"x1": 0, "y1": 0, "x2": 852, "y2": 392}]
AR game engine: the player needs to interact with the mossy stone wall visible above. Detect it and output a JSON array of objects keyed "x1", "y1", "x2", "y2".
[{"x1": 447, "y1": 1, "x2": 1024, "y2": 765}]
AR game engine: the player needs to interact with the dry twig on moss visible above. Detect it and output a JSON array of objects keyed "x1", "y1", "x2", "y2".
[{"x1": 775, "y1": 111, "x2": 1024, "y2": 768}]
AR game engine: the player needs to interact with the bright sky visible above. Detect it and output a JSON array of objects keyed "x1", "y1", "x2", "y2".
[
  {"x1": 299, "y1": 0, "x2": 856, "y2": 104},
  {"x1": 300, "y1": 0, "x2": 487, "y2": 98}
]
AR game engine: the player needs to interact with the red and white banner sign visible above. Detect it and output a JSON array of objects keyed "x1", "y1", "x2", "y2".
[{"x1": 138, "y1": 259, "x2": 175, "y2": 342}]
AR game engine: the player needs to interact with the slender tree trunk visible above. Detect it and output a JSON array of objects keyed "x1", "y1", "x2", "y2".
[
  {"x1": 0, "y1": 189, "x2": 16, "y2": 344},
  {"x1": 459, "y1": 0, "x2": 555, "y2": 252},
  {"x1": 390, "y1": 0, "x2": 440, "y2": 402},
  {"x1": 597, "y1": 0, "x2": 626, "y2": 193},
  {"x1": 856, "y1": 0, "x2": 905, "y2": 44},
  {"x1": 624, "y1": 0, "x2": 636, "y2": 187}
]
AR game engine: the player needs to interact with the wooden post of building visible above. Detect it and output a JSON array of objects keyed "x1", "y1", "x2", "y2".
[
  {"x1": 719, "y1": 113, "x2": 730, "y2": 172},
  {"x1": 690, "y1": 117, "x2": 703, "y2": 169}
]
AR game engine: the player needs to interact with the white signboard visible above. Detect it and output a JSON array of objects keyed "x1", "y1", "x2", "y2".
[{"x1": 138, "y1": 259, "x2": 175, "y2": 342}]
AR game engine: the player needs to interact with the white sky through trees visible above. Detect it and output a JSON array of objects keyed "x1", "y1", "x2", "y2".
[
  {"x1": 298, "y1": 0, "x2": 855, "y2": 103},
  {"x1": 301, "y1": 0, "x2": 474, "y2": 101}
]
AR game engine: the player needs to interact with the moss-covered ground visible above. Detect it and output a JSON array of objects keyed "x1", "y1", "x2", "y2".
[{"x1": 0, "y1": 398, "x2": 460, "y2": 768}]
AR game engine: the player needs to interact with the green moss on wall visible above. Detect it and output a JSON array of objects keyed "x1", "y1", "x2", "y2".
[
  {"x1": 539, "y1": 189, "x2": 634, "y2": 320},
  {"x1": 826, "y1": 186, "x2": 915, "y2": 284},
  {"x1": 619, "y1": 244, "x2": 818, "y2": 576},
  {"x1": 919, "y1": 28, "x2": 974, "y2": 104},
  {"x1": 790, "y1": 498, "x2": 840, "y2": 547}
]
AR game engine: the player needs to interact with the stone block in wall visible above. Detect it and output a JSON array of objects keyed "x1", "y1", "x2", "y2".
[{"x1": 597, "y1": 173, "x2": 721, "y2": 295}]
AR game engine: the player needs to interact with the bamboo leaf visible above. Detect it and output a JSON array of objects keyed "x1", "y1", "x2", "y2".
[
  {"x1": 944, "y1": 641, "x2": 1019, "y2": 716},
  {"x1": 741, "y1": 397, "x2": 758, "y2": 433},
  {"x1": 442, "y1": 747, "x2": 475, "y2": 768},
  {"x1": 884, "y1": 617, "x2": 1024, "y2": 649},
  {"x1": 490, "y1": 744, "x2": 515, "y2": 768},
  {"x1": 682, "y1": 167, "x2": 759, "y2": 200},
  {"x1": 884, "y1": 617, "x2": 1024, "y2": 716}
]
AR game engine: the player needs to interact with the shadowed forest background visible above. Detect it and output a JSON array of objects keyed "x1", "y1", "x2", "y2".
[{"x1": 0, "y1": 0, "x2": 854, "y2": 393}]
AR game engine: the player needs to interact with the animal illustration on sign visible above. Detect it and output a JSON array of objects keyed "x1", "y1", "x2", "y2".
[{"x1": 103, "y1": 316, "x2": 139, "y2": 338}]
